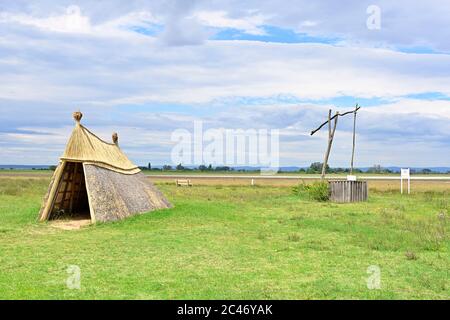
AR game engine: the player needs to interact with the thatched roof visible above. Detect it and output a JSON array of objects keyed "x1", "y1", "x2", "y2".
[
  {"x1": 83, "y1": 164, "x2": 171, "y2": 222},
  {"x1": 38, "y1": 111, "x2": 172, "y2": 223},
  {"x1": 60, "y1": 112, "x2": 140, "y2": 174}
]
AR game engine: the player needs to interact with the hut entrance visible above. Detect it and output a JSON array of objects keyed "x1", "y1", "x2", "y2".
[{"x1": 49, "y1": 162, "x2": 91, "y2": 221}]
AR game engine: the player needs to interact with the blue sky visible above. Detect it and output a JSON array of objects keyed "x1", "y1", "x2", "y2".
[{"x1": 0, "y1": 0, "x2": 449, "y2": 167}]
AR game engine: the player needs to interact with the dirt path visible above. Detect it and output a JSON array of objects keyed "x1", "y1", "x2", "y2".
[{"x1": 50, "y1": 218, "x2": 91, "y2": 230}]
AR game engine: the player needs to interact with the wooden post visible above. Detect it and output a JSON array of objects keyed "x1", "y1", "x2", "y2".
[
  {"x1": 69, "y1": 162, "x2": 78, "y2": 213},
  {"x1": 321, "y1": 110, "x2": 331, "y2": 180},
  {"x1": 321, "y1": 110, "x2": 339, "y2": 180},
  {"x1": 350, "y1": 104, "x2": 358, "y2": 175},
  {"x1": 311, "y1": 106, "x2": 360, "y2": 180},
  {"x1": 39, "y1": 161, "x2": 66, "y2": 221}
]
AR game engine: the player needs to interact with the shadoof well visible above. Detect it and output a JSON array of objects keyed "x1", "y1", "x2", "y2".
[{"x1": 310, "y1": 104, "x2": 368, "y2": 203}]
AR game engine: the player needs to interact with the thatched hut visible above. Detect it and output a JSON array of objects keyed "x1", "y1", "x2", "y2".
[{"x1": 38, "y1": 111, "x2": 171, "y2": 223}]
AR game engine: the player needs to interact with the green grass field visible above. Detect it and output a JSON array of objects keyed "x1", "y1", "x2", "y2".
[{"x1": 0, "y1": 176, "x2": 448, "y2": 299}]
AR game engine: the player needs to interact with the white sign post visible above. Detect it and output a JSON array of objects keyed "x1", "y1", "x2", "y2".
[{"x1": 400, "y1": 168, "x2": 410, "y2": 194}]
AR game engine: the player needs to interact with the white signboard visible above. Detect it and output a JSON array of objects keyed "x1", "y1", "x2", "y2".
[
  {"x1": 347, "y1": 175, "x2": 357, "y2": 181},
  {"x1": 401, "y1": 168, "x2": 410, "y2": 179},
  {"x1": 400, "y1": 168, "x2": 411, "y2": 194}
]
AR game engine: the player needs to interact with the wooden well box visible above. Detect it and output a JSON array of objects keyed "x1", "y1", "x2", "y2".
[{"x1": 329, "y1": 180, "x2": 368, "y2": 203}]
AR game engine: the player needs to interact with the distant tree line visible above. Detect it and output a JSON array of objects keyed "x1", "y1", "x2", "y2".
[
  {"x1": 140, "y1": 163, "x2": 241, "y2": 172},
  {"x1": 295, "y1": 163, "x2": 447, "y2": 174},
  {"x1": 292, "y1": 162, "x2": 364, "y2": 174},
  {"x1": 1, "y1": 163, "x2": 449, "y2": 174},
  {"x1": 364, "y1": 165, "x2": 444, "y2": 174},
  {"x1": 138, "y1": 162, "x2": 449, "y2": 174}
]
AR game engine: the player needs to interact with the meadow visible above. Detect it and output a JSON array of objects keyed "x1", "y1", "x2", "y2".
[{"x1": 0, "y1": 174, "x2": 448, "y2": 299}]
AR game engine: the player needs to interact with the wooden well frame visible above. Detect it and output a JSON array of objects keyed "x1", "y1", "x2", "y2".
[{"x1": 329, "y1": 180, "x2": 368, "y2": 203}]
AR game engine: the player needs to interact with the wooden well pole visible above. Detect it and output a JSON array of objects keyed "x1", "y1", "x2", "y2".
[
  {"x1": 312, "y1": 106, "x2": 361, "y2": 180},
  {"x1": 321, "y1": 110, "x2": 339, "y2": 180},
  {"x1": 350, "y1": 104, "x2": 358, "y2": 175}
]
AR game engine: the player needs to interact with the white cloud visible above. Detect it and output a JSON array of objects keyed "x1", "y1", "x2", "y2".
[
  {"x1": 2, "y1": 1, "x2": 450, "y2": 50},
  {"x1": 366, "y1": 99, "x2": 450, "y2": 119},
  {"x1": 298, "y1": 20, "x2": 319, "y2": 28},
  {"x1": 2, "y1": 33, "x2": 449, "y2": 105},
  {"x1": 0, "y1": 33, "x2": 448, "y2": 112},
  {"x1": 194, "y1": 10, "x2": 268, "y2": 35},
  {"x1": 0, "y1": 5, "x2": 160, "y2": 39},
  {"x1": 0, "y1": 1, "x2": 449, "y2": 166},
  {"x1": 0, "y1": 6, "x2": 91, "y2": 34}
]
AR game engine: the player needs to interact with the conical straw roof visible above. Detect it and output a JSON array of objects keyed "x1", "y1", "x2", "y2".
[{"x1": 60, "y1": 112, "x2": 140, "y2": 174}]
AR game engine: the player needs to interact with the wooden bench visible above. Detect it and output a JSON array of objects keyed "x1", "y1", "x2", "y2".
[{"x1": 176, "y1": 179, "x2": 193, "y2": 187}]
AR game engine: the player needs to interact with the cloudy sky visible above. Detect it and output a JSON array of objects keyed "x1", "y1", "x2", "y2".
[{"x1": 0, "y1": 0, "x2": 449, "y2": 167}]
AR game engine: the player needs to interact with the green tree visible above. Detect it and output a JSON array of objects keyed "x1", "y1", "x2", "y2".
[
  {"x1": 215, "y1": 166, "x2": 230, "y2": 171},
  {"x1": 308, "y1": 162, "x2": 329, "y2": 173}
]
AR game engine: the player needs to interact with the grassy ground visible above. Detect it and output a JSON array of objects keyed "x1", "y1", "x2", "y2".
[{"x1": 0, "y1": 175, "x2": 448, "y2": 299}]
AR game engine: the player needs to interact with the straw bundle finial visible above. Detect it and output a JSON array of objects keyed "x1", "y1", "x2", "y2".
[
  {"x1": 73, "y1": 111, "x2": 83, "y2": 123},
  {"x1": 112, "y1": 132, "x2": 119, "y2": 145}
]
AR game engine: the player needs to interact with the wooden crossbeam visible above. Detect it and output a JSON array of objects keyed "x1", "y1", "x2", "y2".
[
  {"x1": 310, "y1": 105, "x2": 360, "y2": 136},
  {"x1": 310, "y1": 105, "x2": 361, "y2": 180}
]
